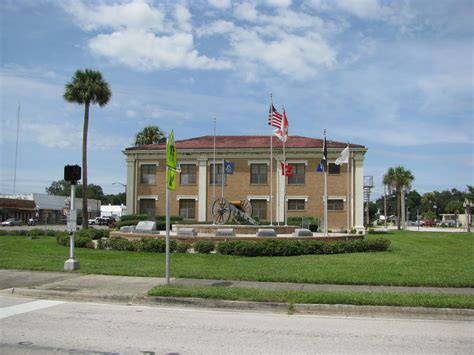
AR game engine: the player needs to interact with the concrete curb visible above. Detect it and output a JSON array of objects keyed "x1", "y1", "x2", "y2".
[{"x1": 5, "y1": 287, "x2": 474, "y2": 321}]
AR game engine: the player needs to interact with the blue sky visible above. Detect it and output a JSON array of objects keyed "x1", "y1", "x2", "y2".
[{"x1": 1, "y1": 0, "x2": 472, "y2": 197}]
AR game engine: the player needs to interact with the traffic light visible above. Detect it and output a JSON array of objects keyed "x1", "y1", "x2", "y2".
[{"x1": 64, "y1": 165, "x2": 81, "y2": 185}]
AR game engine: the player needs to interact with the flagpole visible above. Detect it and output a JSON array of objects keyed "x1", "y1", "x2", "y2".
[
  {"x1": 221, "y1": 158, "x2": 224, "y2": 199},
  {"x1": 269, "y1": 94, "x2": 274, "y2": 226},
  {"x1": 213, "y1": 117, "x2": 216, "y2": 225},
  {"x1": 324, "y1": 129, "x2": 328, "y2": 236},
  {"x1": 351, "y1": 151, "x2": 354, "y2": 229},
  {"x1": 282, "y1": 106, "x2": 287, "y2": 226},
  {"x1": 347, "y1": 142, "x2": 350, "y2": 232}
]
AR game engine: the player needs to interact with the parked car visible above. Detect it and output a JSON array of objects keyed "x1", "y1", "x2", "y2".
[
  {"x1": 103, "y1": 216, "x2": 116, "y2": 227},
  {"x1": 1, "y1": 218, "x2": 23, "y2": 227},
  {"x1": 28, "y1": 218, "x2": 38, "y2": 226},
  {"x1": 89, "y1": 217, "x2": 108, "y2": 226},
  {"x1": 420, "y1": 220, "x2": 435, "y2": 227}
]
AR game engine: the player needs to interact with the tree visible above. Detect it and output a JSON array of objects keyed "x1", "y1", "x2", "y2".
[
  {"x1": 383, "y1": 166, "x2": 415, "y2": 230},
  {"x1": 102, "y1": 192, "x2": 126, "y2": 205},
  {"x1": 406, "y1": 190, "x2": 421, "y2": 220},
  {"x1": 64, "y1": 69, "x2": 111, "y2": 228},
  {"x1": 465, "y1": 185, "x2": 474, "y2": 232},
  {"x1": 135, "y1": 125, "x2": 166, "y2": 146},
  {"x1": 46, "y1": 180, "x2": 104, "y2": 201}
]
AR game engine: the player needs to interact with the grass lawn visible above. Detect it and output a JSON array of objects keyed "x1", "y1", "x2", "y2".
[
  {"x1": 0, "y1": 230, "x2": 472, "y2": 287},
  {"x1": 148, "y1": 285, "x2": 474, "y2": 309}
]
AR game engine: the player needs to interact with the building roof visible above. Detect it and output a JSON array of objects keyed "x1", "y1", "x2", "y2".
[
  {"x1": 0, "y1": 198, "x2": 37, "y2": 211},
  {"x1": 126, "y1": 135, "x2": 365, "y2": 151}
]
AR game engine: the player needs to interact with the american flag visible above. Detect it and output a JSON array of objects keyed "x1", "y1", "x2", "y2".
[{"x1": 268, "y1": 104, "x2": 283, "y2": 128}]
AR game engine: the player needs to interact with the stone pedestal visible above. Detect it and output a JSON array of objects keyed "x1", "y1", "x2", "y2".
[{"x1": 64, "y1": 259, "x2": 80, "y2": 271}]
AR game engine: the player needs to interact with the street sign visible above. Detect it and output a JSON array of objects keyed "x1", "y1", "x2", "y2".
[
  {"x1": 67, "y1": 210, "x2": 77, "y2": 233},
  {"x1": 166, "y1": 130, "x2": 177, "y2": 191}
]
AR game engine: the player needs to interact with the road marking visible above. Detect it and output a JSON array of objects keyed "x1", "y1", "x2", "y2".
[{"x1": 0, "y1": 300, "x2": 64, "y2": 319}]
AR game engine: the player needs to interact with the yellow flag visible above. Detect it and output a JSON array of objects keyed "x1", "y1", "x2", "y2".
[{"x1": 166, "y1": 130, "x2": 177, "y2": 190}]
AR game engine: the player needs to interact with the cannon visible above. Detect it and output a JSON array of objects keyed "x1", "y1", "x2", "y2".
[{"x1": 212, "y1": 198, "x2": 259, "y2": 225}]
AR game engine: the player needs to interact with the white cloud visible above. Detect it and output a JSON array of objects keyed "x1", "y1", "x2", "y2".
[
  {"x1": 234, "y1": 2, "x2": 259, "y2": 22},
  {"x1": 89, "y1": 30, "x2": 232, "y2": 71},
  {"x1": 208, "y1": 0, "x2": 231, "y2": 9},
  {"x1": 59, "y1": 0, "x2": 166, "y2": 32},
  {"x1": 174, "y1": 4, "x2": 192, "y2": 32},
  {"x1": 264, "y1": 0, "x2": 292, "y2": 8}
]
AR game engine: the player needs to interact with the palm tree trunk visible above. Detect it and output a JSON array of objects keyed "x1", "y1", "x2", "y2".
[
  {"x1": 397, "y1": 191, "x2": 401, "y2": 230},
  {"x1": 82, "y1": 101, "x2": 90, "y2": 229}
]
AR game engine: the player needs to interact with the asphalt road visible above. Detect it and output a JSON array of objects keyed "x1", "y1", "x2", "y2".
[{"x1": 1, "y1": 295, "x2": 472, "y2": 354}]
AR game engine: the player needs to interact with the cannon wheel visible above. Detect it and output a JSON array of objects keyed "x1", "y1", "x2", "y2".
[
  {"x1": 239, "y1": 199, "x2": 253, "y2": 216},
  {"x1": 212, "y1": 198, "x2": 231, "y2": 225}
]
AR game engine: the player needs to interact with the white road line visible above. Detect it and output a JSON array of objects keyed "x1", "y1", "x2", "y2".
[{"x1": 0, "y1": 300, "x2": 64, "y2": 319}]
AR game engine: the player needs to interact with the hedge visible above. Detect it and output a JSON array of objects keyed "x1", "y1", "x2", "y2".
[
  {"x1": 56, "y1": 232, "x2": 93, "y2": 249},
  {"x1": 0, "y1": 229, "x2": 64, "y2": 237},
  {"x1": 92, "y1": 237, "x2": 390, "y2": 256}
]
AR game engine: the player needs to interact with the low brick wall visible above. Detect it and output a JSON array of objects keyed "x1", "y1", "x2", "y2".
[{"x1": 173, "y1": 224, "x2": 300, "y2": 235}]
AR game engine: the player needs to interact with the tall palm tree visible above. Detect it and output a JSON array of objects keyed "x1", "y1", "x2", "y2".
[
  {"x1": 135, "y1": 125, "x2": 166, "y2": 146},
  {"x1": 383, "y1": 166, "x2": 415, "y2": 230},
  {"x1": 64, "y1": 69, "x2": 111, "y2": 228}
]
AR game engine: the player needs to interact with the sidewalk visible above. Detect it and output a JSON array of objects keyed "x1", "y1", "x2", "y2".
[{"x1": 1, "y1": 269, "x2": 473, "y2": 319}]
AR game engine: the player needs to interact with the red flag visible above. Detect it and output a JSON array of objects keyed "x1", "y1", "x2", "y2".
[
  {"x1": 280, "y1": 161, "x2": 293, "y2": 176},
  {"x1": 274, "y1": 109, "x2": 288, "y2": 142}
]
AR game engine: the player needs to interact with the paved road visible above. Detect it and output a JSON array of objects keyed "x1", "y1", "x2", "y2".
[{"x1": 1, "y1": 295, "x2": 472, "y2": 354}]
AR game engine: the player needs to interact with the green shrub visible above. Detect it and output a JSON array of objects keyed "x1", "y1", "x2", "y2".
[
  {"x1": 106, "y1": 237, "x2": 137, "y2": 251},
  {"x1": 56, "y1": 232, "x2": 93, "y2": 248},
  {"x1": 194, "y1": 240, "x2": 215, "y2": 254},
  {"x1": 75, "y1": 228, "x2": 109, "y2": 240},
  {"x1": 155, "y1": 215, "x2": 183, "y2": 222},
  {"x1": 120, "y1": 214, "x2": 148, "y2": 222},
  {"x1": 140, "y1": 238, "x2": 177, "y2": 252},
  {"x1": 176, "y1": 242, "x2": 191, "y2": 253},
  {"x1": 56, "y1": 232, "x2": 69, "y2": 246},
  {"x1": 213, "y1": 238, "x2": 391, "y2": 257},
  {"x1": 116, "y1": 219, "x2": 142, "y2": 228}
]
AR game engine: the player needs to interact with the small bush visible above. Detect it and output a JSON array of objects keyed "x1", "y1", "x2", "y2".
[
  {"x1": 142, "y1": 238, "x2": 166, "y2": 252},
  {"x1": 194, "y1": 240, "x2": 215, "y2": 254},
  {"x1": 56, "y1": 232, "x2": 93, "y2": 248},
  {"x1": 106, "y1": 237, "x2": 138, "y2": 251},
  {"x1": 155, "y1": 215, "x2": 183, "y2": 222},
  {"x1": 176, "y1": 242, "x2": 191, "y2": 253},
  {"x1": 366, "y1": 238, "x2": 391, "y2": 251},
  {"x1": 75, "y1": 229, "x2": 109, "y2": 240},
  {"x1": 120, "y1": 214, "x2": 148, "y2": 222},
  {"x1": 116, "y1": 219, "x2": 142, "y2": 228}
]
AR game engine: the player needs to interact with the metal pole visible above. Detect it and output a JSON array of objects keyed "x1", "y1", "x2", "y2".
[
  {"x1": 213, "y1": 118, "x2": 216, "y2": 225},
  {"x1": 350, "y1": 152, "x2": 354, "y2": 228},
  {"x1": 346, "y1": 144, "x2": 350, "y2": 231},
  {"x1": 70, "y1": 184, "x2": 75, "y2": 259},
  {"x1": 417, "y1": 208, "x2": 420, "y2": 232},
  {"x1": 270, "y1": 133, "x2": 273, "y2": 226},
  {"x1": 165, "y1": 166, "x2": 170, "y2": 285},
  {"x1": 13, "y1": 103, "x2": 20, "y2": 194},
  {"x1": 221, "y1": 159, "x2": 224, "y2": 199},
  {"x1": 283, "y1": 140, "x2": 287, "y2": 226},
  {"x1": 384, "y1": 186, "x2": 387, "y2": 229},
  {"x1": 323, "y1": 130, "x2": 328, "y2": 236}
]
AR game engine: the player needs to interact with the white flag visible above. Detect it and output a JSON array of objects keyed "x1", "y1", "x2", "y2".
[{"x1": 335, "y1": 146, "x2": 349, "y2": 165}]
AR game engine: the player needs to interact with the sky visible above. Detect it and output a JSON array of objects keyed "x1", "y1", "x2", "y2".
[{"x1": 1, "y1": 0, "x2": 473, "y2": 198}]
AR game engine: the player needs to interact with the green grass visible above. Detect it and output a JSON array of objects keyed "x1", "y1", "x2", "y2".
[
  {"x1": 148, "y1": 285, "x2": 474, "y2": 309},
  {"x1": 0, "y1": 231, "x2": 473, "y2": 287}
]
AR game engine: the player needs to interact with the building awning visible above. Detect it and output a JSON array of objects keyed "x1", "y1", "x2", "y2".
[{"x1": 0, "y1": 198, "x2": 37, "y2": 211}]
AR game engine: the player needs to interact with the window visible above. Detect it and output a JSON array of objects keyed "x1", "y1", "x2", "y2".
[
  {"x1": 288, "y1": 164, "x2": 305, "y2": 184},
  {"x1": 180, "y1": 164, "x2": 196, "y2": 185},
  {"x1": 250, "y1": 164, "x2": 267, "y2": 184},
  {"x1": 179, "y1": 199, "x2": 196, "y2": 219},
  {"x1": 210, "y1": 164, "x2": 225, "y2": 184},
  {"x1": 140, "y1": 164, "x2": 156, "y2": 185},
  {"x1": 328, "y1": 199, "x2": 344, "y2": 211},
  {"x1": 139, "y1": 199, "x2": 156, "y2": 217},
  {"x1": 329, "y1": 163, "x2": 340, "y2": 175},
  {"x1": 288, "y1": 199, "x2": 305, "y2": 211},
  {"x1": 251, "y1": 200, "x2": 267, "y2": 221}
]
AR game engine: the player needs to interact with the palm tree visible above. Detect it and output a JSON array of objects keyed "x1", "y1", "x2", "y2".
[
  {"x1": 383, "y1": 166, "x2": 415, "y2": 230},
  {"x1": 135, "y1": 125, "x2": 166, "y2": 146},
  {"x1": 64, "y1": 69, "x2": 111, "y2": 228}
]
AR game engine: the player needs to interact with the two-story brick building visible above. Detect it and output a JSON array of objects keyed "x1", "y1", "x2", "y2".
[{"x1": 123, "y1": 135, "x2": 367, "y2": 231}]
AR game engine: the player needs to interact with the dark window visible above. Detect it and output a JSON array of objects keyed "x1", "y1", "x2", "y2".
[
  {"x1": 180, "y1": 164, "x2": 196, "y2": 185},
  {"x1": 179, "y1": 199, "x2": 196, "y2": 219},
  {"x1": 250, "y1": 164, "x2": 267, "y2": 184},
  {"x1": 251, "y1": 200, "x2": 267, "y2": 220},
  {"x1": 288, "y1": 164, "x2": 305, "y2": 184},
  {"x1": 210, "y1": 164, "x2": 226, "y2": 184},
  {"x1": 139, "y1": 199, "x2": 156, "y2": 217},
  {"x1": 328, "y1": 199, "x2": 344, "y2": 211},
  {"x1": 329, "y1": 163, "x2": 340, "y2": 175},
  {"x1": 288, "y1": 199, "x2": 305, "y2": 211},
  {"x1": 140, "y1": 164, "x2": 156, "y2": 185}
]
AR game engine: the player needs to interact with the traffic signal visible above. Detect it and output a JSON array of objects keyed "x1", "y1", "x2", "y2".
[{"x1": 64, "y1": 165, "x2": 81, "y2": 184}]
